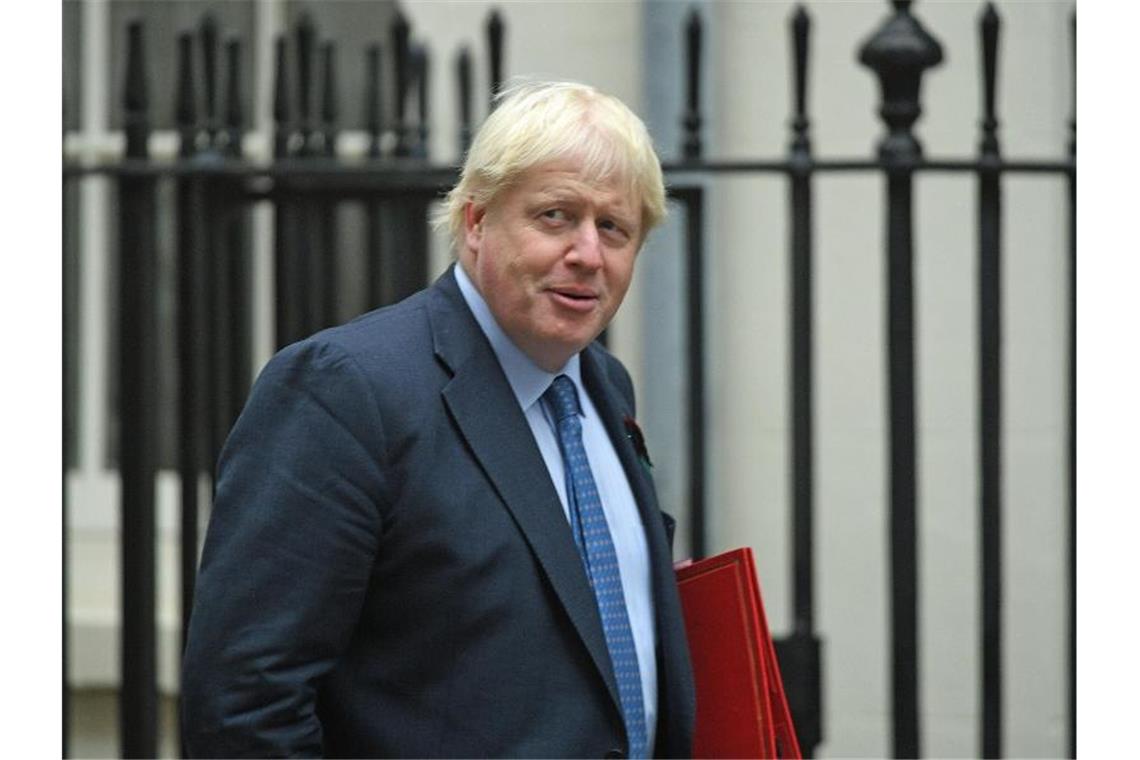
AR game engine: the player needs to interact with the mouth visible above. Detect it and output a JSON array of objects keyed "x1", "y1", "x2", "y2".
[{"x1": 546, "y1": 286, "x2": 600, "y2": 313}]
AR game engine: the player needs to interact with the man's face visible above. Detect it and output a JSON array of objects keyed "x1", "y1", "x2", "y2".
[{"x1": 462, "y1": 159, "x2": 643, "y2": 372}]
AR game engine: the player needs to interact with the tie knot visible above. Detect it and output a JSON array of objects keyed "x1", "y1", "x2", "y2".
[{"x1": 543, "y1": 375, "x2": 581, "y2": 422}]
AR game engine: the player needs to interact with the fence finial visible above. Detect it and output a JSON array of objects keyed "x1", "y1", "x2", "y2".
[
  {"x1": 486, "y1": 10, "x2": 505, "y2": 110},
  {"x1": 858, "y1": 0, "x2": 944, "y2": 160},
  {"x1": 176, "y1": 31, "x2": 197, "y2": 158},
  {"x1": 413, "y1": 45, "x2": 430, "y2": 159},
  {"x1": 456, "y1": 46, "x2": 473, "y2": 155},
  {"x1": 1068, "y1": 10, "x2": 1075, "y2": 157},
  {"x1": 199, "y1": 13, "x2": 219, "y2": 140},
  {"x1": 392, "y1": 10, "x2": 411, "y2": 156},
  {"x1": 321, "y1": 41, "x2": 338, "y2": 157},
  {"x1": 979, "y1": 3, "x2": 1000, "y2": 156},
  {"x1": 681, "y1": 7, "x2": 702, "y2": 160},
  {"x1": 366, "y1": 44, "x2": 384, "y2": 158},
  {"x1": 224, "y1": 38, "x2": 244, "y2": 158},
  {"x1": 273, "y1": 35, "x2": 291, "y2": 159},
  {"x1": 124, "y1": 19, "x2": 150, "y2": 159},
  {"x1": 296, "y1": 13, "x2": 316, "y2": 155},
  {"x1": 790, "y1": 4, "x2": 812, "y2": 155}
]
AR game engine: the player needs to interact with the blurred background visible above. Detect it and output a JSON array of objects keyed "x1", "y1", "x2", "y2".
[{"x1": 62, "y1": 0, "x2": 1075, "y2": 756}]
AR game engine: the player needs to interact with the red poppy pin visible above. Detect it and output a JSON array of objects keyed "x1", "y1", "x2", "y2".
[{"x1": 623, "y1": 416, "x2": 653, "y2": 469}]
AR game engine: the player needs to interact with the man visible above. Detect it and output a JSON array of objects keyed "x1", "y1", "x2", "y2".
[{"x1": 182, "y1": 80, "x2": 695, "y2": 758}]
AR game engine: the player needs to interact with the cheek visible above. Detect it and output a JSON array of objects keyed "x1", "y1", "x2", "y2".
[
  {"x1": 502, "y1": 239, "x2": 550, "y2": 291},
  {"x1": 607, "y1": 255, "x2": 637, "y2": 298},
  {"x1": 481, "y1": 248, "x2": 536, "y2": 314}
]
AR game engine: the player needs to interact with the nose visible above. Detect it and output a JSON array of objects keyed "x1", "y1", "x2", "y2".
[{"x1": 566, "y1": 218, "x2": 603, "y2": 270}]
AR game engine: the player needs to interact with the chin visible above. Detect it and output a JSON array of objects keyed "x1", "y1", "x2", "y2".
[
  {"x1": 536, "y1": 333, "x2": 590, "y2": 364},
  {"x1": 545, "y1": 322, "x2": 598, "y2": 347}
]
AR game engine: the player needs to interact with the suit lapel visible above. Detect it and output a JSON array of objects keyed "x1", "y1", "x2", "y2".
[
  {"x1": 580, "y1": 347, "x2": 661, "y2": 537},
  {"x1": 427, "y1": 269, "x2": 622, "y2": 715}
]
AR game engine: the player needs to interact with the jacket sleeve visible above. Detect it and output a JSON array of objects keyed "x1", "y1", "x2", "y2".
[{"x1": 181, "y1": 338, "x2": 388, "y2": 758}]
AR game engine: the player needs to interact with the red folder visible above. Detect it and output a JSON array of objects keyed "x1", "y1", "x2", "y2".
[{"x1": 675, "y1": 548, "x2": 802, "y2": 759}]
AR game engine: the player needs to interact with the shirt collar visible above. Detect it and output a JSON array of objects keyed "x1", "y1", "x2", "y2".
[{"x1": 454, "y1": 262, "x2": 585, "y2": 415}]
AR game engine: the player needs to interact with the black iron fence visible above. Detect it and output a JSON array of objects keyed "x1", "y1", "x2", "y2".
[{"x1": 62, "y1": 2, "x2": 1076, "y2": 757}]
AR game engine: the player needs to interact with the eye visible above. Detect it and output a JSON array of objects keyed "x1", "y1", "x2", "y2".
[
  {"x1": 599, "y1": 218, "x2": 631, "y2": 242},
  {"x1": 540, "y1": 208, "x2": 568, "y2": 222}
]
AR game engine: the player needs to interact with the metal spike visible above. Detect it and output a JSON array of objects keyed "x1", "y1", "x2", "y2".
[
  {"x1": 199, "y1": 13, "x2": 219, "y2": 136},
  {"x1": 681, "y1": 7, "x2": 702, "y2": 160},
  {"x1": 366, "y1": 44, "x2": 383, "y2": 158},
  {"x1": 321, "y1": 42, "x2": 338, "y2": 157},
  {"x1": 486, "y1": 10, "x2": 504, "y2": 109},
  {"x1": 1069, "y1": 10, "x2": 1076, "y2": 157},
  {"x1": 456, "y1": 46, "x2": 473, "y2": 155},
  {"x1": 392, "y1": 11, "x2": 411, "y2": 156},
  {"x1": 273, "y1": 35, "x2": 291, "y2": 158},
  {"x1": 175, "y1": 31, "x2": 197, "y2": 157},
  {"x1": 979, "y1": 3, "x2": 1000, "y2": 156},
  {"x1": 413, "y1": 45, "x2": 430, "y2": 159},
  {"x1": 296, "y1": 13, "x2": 316, "y2": 152},
  {"x1": 789, "y1": 4, "x2": 811, "y2": 154},
  {"x1": 224, "y1": 38, "x2": 244, "y2": 157},
  {"x1": 124, "y1": 20, "x2": 150, "y2": 159}
]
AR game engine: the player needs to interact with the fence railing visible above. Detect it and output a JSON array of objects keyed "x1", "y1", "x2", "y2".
[{"x1": 62, "y1": 2, "x2": 1076, "y2": 757}]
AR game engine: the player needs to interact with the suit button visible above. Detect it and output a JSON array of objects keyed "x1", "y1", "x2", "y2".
[{"x1": 604, "y1": 750, "x2": 625, "y2": 759}]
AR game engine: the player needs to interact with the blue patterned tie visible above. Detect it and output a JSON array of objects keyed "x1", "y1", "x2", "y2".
[{"x1": 543, "y1": 375, "x2": 648, "y2": 759}]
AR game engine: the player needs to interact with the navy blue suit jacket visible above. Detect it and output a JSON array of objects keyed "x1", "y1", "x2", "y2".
[{"x1": 181, "y1": 266, "x2": 695, "y2": 758}]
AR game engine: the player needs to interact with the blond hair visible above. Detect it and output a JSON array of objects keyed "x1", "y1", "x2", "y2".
[{"x1": 437, "y1": 79, "x2": 667, "y2": 250}]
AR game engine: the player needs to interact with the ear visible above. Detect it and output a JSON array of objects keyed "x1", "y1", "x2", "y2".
[{"x1": 463, "y1": 201, "x2": 487, "y2": 253}]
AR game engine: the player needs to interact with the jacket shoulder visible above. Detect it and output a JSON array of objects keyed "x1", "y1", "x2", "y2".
[{"x1": 307, "y1": 288, "x2": 435, "y2": 361}]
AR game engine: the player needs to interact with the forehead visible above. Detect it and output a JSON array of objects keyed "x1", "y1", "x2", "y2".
[{"x1": 510, "y1": 161, "x2": 638, "y2": 212}]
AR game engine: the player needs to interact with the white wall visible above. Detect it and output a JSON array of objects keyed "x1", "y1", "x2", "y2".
[{"x1": 702, "y1": 1, "x2": 1071, "y2": 756}]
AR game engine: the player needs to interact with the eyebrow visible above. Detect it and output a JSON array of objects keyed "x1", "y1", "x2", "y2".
[{"x1": 531, "y1": 188, "x2": 638, "y2": 230}]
